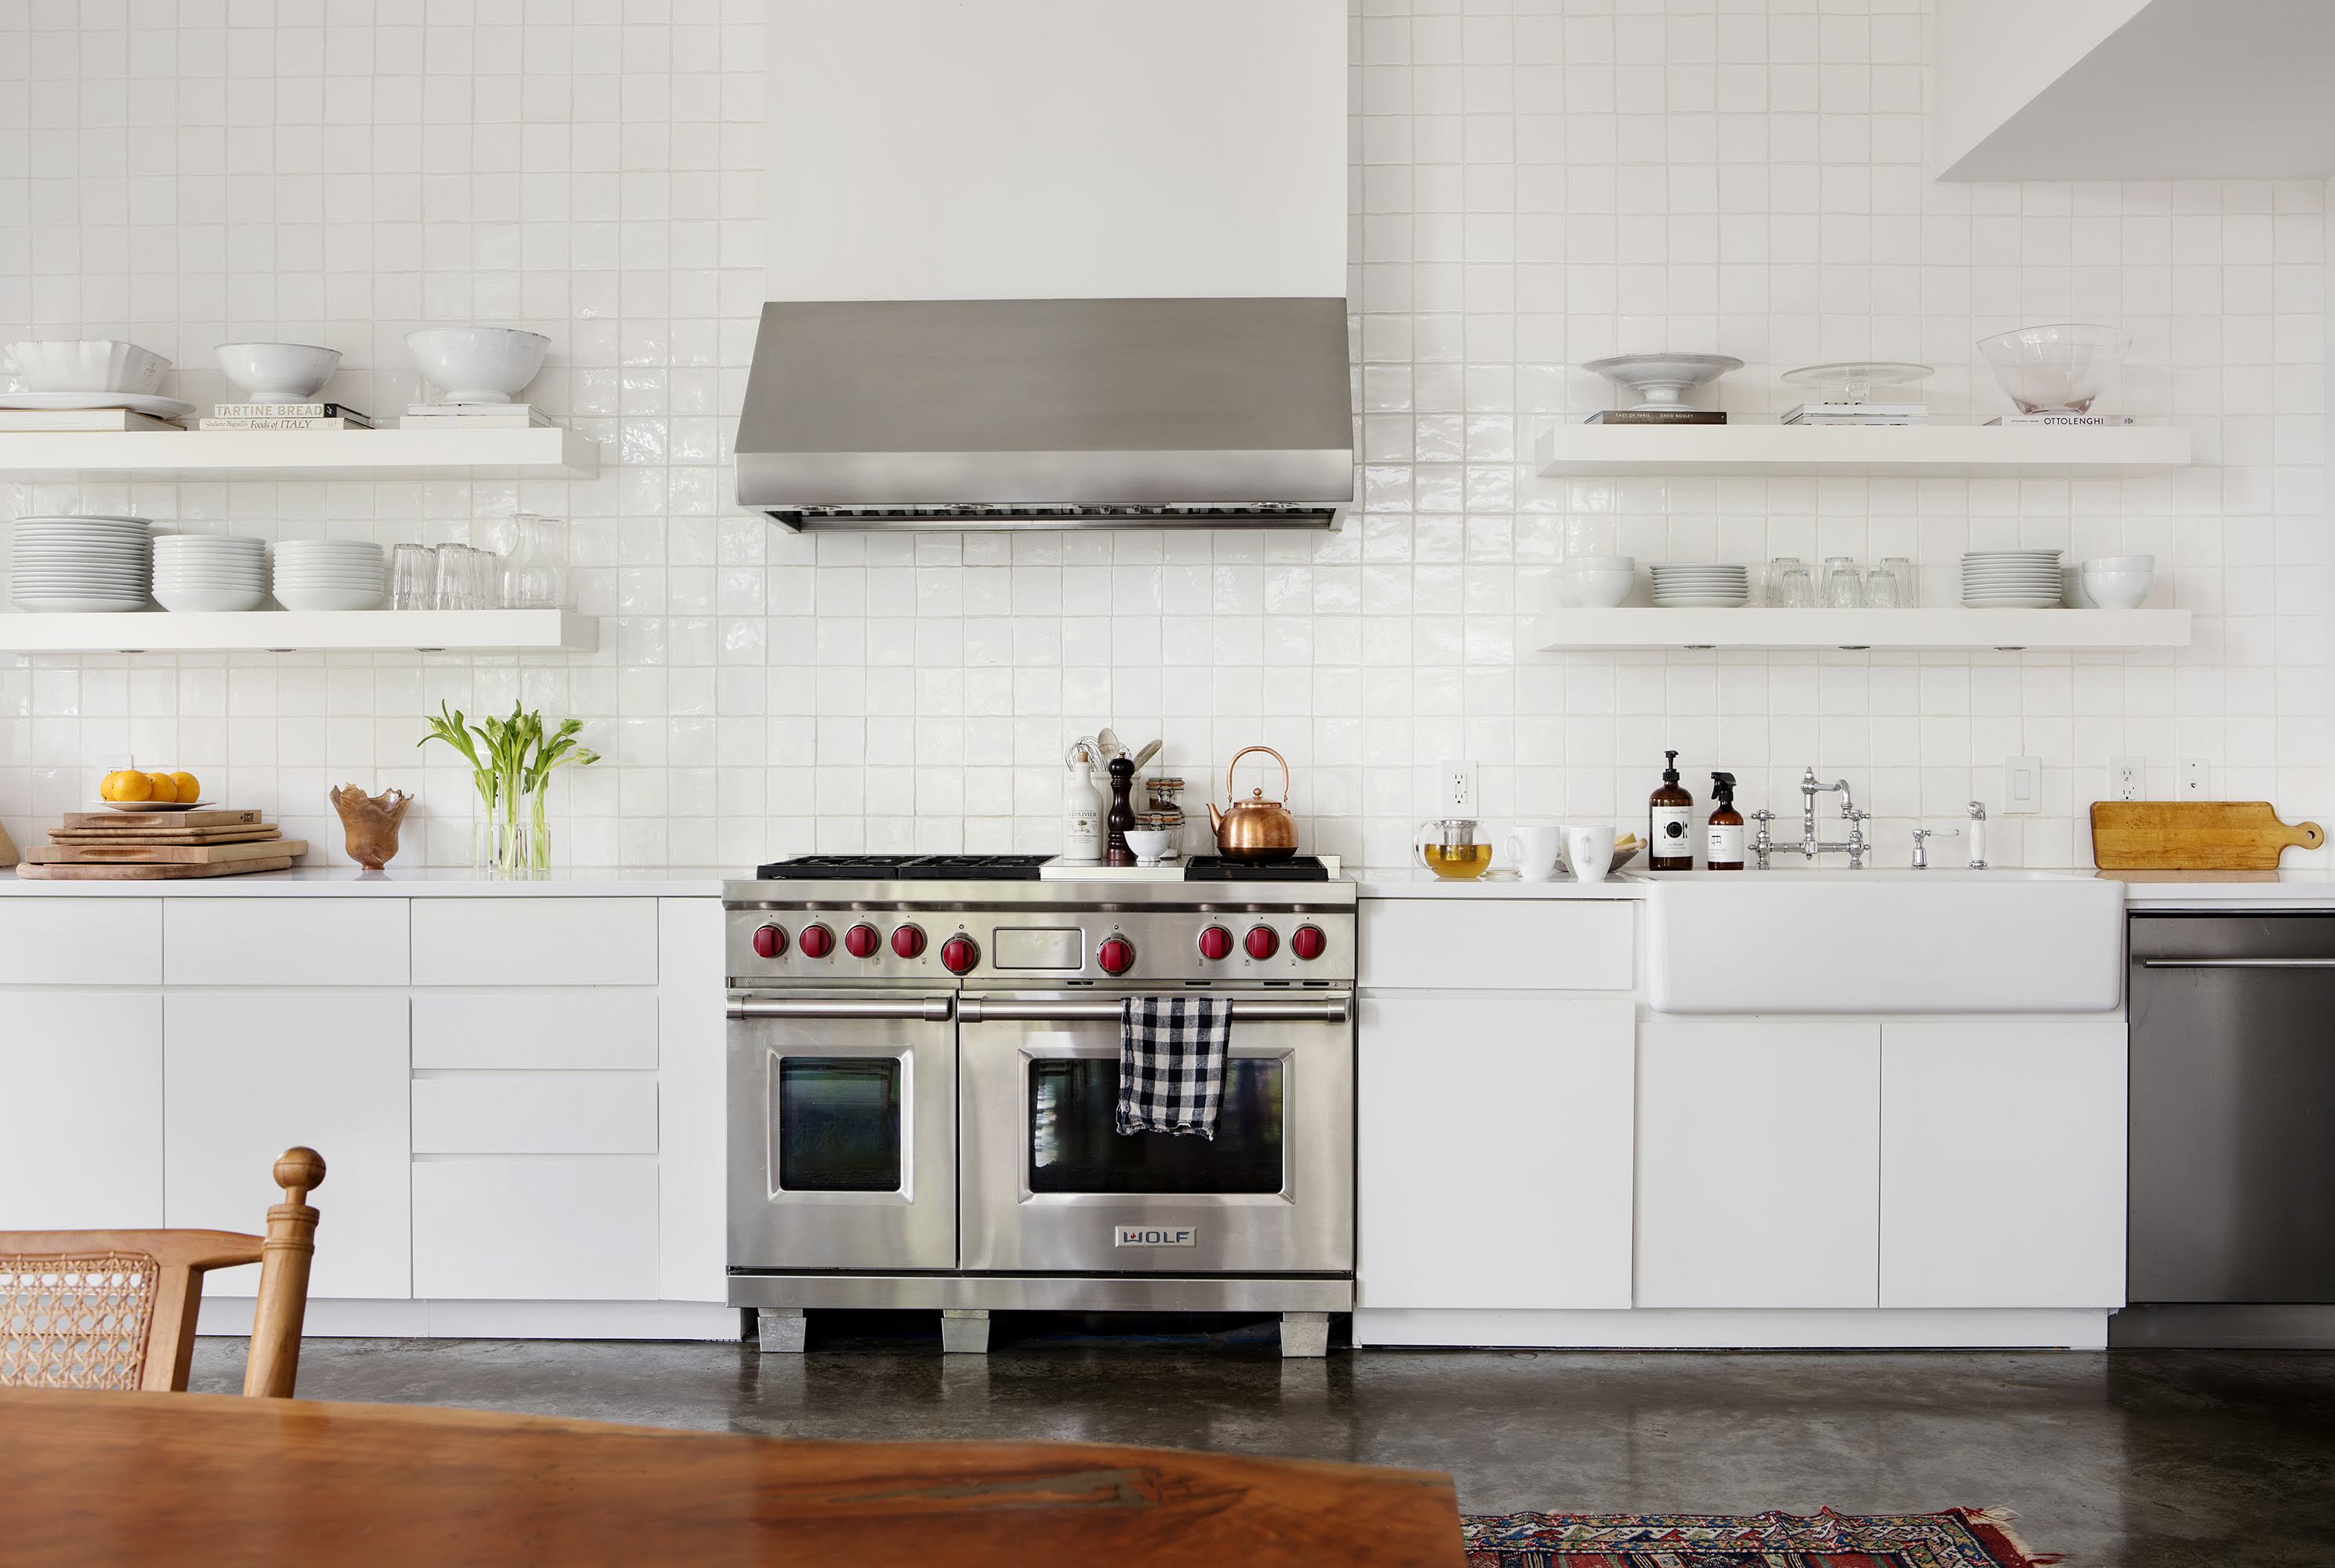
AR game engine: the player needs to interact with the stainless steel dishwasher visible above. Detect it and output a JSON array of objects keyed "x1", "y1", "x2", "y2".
[{"x1": 2122, "y1": 913, "x2": 2335, "y2": 1346}]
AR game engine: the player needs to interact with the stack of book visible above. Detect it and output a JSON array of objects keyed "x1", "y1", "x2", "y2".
[
  {"x1": 199, "y1": 401, "x2": 375, "y2": 430},
  {"x1": 0, "y1": 408, "x2": 187, "y2": 432},
  {"x1": 1982, "y1": 413, "x2": 2137, "y2": 427},
  {"x1": 1582, "y1": 409, "x2": 1726, "y2": 425},
  {"x1": 398, "y1": 403, "x2": 554, "y2": 429},
  {"x1": 1783, "y1": 402, "x2": 1929, "y2": 426}
]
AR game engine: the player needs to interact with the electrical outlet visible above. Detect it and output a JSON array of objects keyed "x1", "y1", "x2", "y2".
[
  {"x1": 2005, "y1": 756, "x2": 2043, "y2": 814},
  {"x1": 2111, "y1": 756, "x2": 2145, "y2": 802},
  {"x1": 1438, "y1": 760, "x2": 1479, "y2": 815},
  {"x1": 2181, "y1": 758, "x2": 2210, "y2": 798}
]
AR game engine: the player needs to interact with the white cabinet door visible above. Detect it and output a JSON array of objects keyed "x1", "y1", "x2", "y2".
[
  {"x1": 0, "y1": 992, "x2": 163, "y2": 1229},
  {"x1": 1636, "y1": 1016, "x2": 1881, "y2": 1308},
  {"x1": 1881, "y1": 1018, "x2": 2127, "y2": 1308},
  {"x1": 412, "y1": 1157, "x2": 659, "y2": 1301},
  {"x1": 163, "y1": 990, "x2": 411, "y2": 1299},
  {"x1": 1359, "y1": 996, "x2": 1636, "y2": 1309}
]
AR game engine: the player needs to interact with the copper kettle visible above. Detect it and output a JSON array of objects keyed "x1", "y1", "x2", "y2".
[{"x1": 1207, "y1": 746, "x2": 1299, "y2": 862}]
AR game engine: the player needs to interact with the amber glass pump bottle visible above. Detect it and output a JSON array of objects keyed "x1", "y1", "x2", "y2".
[{"x1": 1649, "y1": 750, "x2": 1695, "y2": 871}]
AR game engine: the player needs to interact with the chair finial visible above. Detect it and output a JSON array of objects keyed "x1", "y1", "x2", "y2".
[{"x1": 274, "y1": 1147, "x2": 326, "y2": 1205}]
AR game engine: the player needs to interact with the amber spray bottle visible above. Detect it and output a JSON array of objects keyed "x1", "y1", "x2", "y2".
[
  {"x1": 1649, "y1": 750, "x2": 1695, "y2": 871},
  {"x1": 1706, "y1": 771, "x2": 1745, "y2": 870}
]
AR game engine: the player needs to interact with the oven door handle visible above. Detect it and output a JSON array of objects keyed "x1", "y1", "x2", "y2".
[
  {"x1": 727, "y1": 993, "x2": 955, "y2": 1022},
  {"x1": 957, "y1": 996, "x2": 1351, "y2": 1024}
]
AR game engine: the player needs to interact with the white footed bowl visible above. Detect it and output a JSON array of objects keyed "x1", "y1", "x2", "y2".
[
  {"x1": 405, "y1": 326, "x2": 550, "y2": 403},
  {"x1": 7, "y1": 339, "x2": 171, "y2": 394},
  {"x1": 216, "y1": 342, "x2": 341, "y2": 401}
]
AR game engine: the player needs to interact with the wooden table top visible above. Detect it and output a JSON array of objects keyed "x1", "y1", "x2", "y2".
[{"x1": 0, "y1": 1387, "x2": 1464, "y2": 1566}]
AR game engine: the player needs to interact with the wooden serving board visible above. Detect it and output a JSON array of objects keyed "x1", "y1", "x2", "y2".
[
  {"x1": 13, "y1": 856, "x2": 296, "y2": 881},
  {"x1": 24, "y1": 840, "x2": 306, "y2": 866},
  {"x1": 2090, "y1": 800, "x2": 2326, "y2": 869},
  {"x1": 61, "y1": 808, "x2": 262, "y2": 830},
  {"x1": 46, "y1": 826, "x2": 282, "y2": 846}
]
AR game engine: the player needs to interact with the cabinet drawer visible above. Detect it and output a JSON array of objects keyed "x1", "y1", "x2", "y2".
[
  {"x1": 0, "y1": 898, "x2": 162, "y2": 985},
  {"x1": 163, "y1": 899, "x2": 409, "y2": 987},
  {"x1": 412, "y1": 1074, "x2": 658, "y2": 1155},
  {"x1": 411, "y1": 991, "x2": 659, "y2": 1069},
  {"x1": 412, "y1": 1157, "x2": 659, "y2": 1300},
  {"x1": 411, "y1": 899, "x2": 659, "y2": 988},
  {"x1": 1360, "y1": 898, "x2": 1634, "y2": 989}
]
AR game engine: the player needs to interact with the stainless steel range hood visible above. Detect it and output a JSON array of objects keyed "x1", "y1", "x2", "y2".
[{"x1": 734, "y1": 297, "x2": 1355, "y2": 532}]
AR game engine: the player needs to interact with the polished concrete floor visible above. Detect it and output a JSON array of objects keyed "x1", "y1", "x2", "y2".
[{"x1": 192, "y1": 1317, "x2": 2335, "y2": 1566}]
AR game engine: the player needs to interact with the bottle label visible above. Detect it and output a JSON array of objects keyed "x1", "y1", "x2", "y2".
[
  {"x1": 1651, "y1": 805, "x2": 1694, "y2": 862},
  {"x1": 1707, "y1": 822, "x2": 1745, "y2": 865}
]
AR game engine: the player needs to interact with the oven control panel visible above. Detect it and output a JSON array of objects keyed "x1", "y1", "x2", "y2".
[{"x1": 726, "y1": 905, "x2": 1354, "y2": 985}]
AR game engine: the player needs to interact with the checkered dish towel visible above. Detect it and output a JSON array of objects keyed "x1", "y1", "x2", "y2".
[{"x1": 1117, "y1": 995, "x2": 1232, "y2": 1139}]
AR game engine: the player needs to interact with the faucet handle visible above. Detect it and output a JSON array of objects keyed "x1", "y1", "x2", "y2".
[
  {"x1": 1968, "y1": 799, "x2": 1988, "y2": 820},
  {"x1": 1749, "y1": 807, "x2": 1775, "y2": 824}
]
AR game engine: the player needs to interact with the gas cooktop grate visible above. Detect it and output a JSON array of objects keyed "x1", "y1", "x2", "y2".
[{"x1": 755, "y1": 854, "x2": 1053, "y2": 881}]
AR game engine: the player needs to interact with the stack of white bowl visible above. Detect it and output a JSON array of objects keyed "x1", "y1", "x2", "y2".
[
  {"x1": 9, "y1": 514, "x2": 153, "y2": 612},
  {"x1": 1649, "y1": 563, "x2": 1750, "y2": 608},
  {"x1": 1961, "y1": 550, "x2": 2063, "y2": 608},
  {"x1": 154, "y1": 534, "x2": 268, "y2": 612},
  {"x1": 271, "y1": 539, "x2": 386, "y2": 611},
  {"x1": 1549, "y1": 555, "x2": 1636, "y2": 608},
  {"x1": 2072, "y1": 554, "x2": 2154, "y2": 610}
]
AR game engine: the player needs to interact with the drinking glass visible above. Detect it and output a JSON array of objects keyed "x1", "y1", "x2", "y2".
[
  {"x1": 1764, "y1": 556, "x2": 1803, "y2": 608},
  {"x1": 1775, "y1": 561, "x2": 1814, "y2": 608},
  {"x1": 434, "y1": 544, "x2": 496, "y2": 610},
  {"x1": 1876, "y1": 556, "x2": 1916, "y2": 608},
  {"x1": 1823, "y1": 557, "x2": 1864, "y2": 609},
  {"x1": 390, "y1": 544, "x2": 435, "y2": 611},
  {"x1": 1865, "y1": 563, "x2": 1901, "y2": 609}
]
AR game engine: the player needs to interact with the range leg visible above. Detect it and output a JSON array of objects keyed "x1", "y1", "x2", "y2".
[
  {"x1": 941, "y1": 1308, "x2": 991, "y2": 1354},
  {"x1": 756, "y1": 1308, "x2": 807, "y2": 1354},
  {"x1": 1280, "y1": 1311, "x2": 1330, "y2": 1359}
]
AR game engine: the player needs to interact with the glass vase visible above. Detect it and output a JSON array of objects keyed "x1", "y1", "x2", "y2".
[{"x1": 528, "y1": 786, "x2": 553, "y2": 874}]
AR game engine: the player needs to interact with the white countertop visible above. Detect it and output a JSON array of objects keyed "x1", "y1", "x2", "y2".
[
  {"x1": 2106, "y1": 870, "x2": 2335, "y2": 910},
  {"x1": 0, "y1": 865, "x2": 731, "y2": 897},
  {"x1": 1349, "y1": 866, "x2": 1651, "y2": 898}
]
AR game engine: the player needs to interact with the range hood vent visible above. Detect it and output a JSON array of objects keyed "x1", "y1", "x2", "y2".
[{"x1": 735, "y1": 297, "x2": 1355, "y2": 532}]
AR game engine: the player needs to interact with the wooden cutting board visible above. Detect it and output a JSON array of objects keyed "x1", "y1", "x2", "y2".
[
  {"x1": 2090, "y1": 801, "x2": 2326, "y2": 869},
  {"x1": 60, "y1": 808, "x2": 263, "y2": 830},
  {"x1": 24, "y1": 840, "x2": 306, "y2": 866},
  {"x1": 13, "y1": 856, "x2": 296, "y2": 881},
  {"x1": 46, "y1": 826, "x2": 283, "y2": 846},
  {"x1": 0, "y1": 820, "x2": 15, "y2": 868}
]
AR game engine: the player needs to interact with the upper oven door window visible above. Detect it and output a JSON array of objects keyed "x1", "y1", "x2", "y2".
[{"x1": 1028, "y1": 1058, "x2": 1285, "y2": 1194}]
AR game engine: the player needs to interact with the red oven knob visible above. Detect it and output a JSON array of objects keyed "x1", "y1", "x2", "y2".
[
  {"x1": 892, "y1": 924, "x2": 927, "y2": 959},
  {"x1": 1244, "y1": 926, "x2": 1279, "y2": 960},
  {"x1": 940, "y1": 935, "x2": 979, "y2": 975},
  {"x1": 797, "y1": 923, "x2": 834, "y2": 959},
  {"x1": 751, "y1": 924, "x2": 787, "y2": 959},
  {"x1": 844, "y1": 922, "x2": 881, "y2": 959},
  {"x1": 1197, "y1": 925, "x2": 1233, "y2": 961},
  {"x1": 1097, "y1": 937, "x2": 1135, "y2": 975},
  {"x1": 1291, "y1": 924, "x2": 1327, "y2": 961}
]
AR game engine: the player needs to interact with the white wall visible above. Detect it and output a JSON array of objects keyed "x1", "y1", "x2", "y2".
[
  {"x1": 0, "y1": 0, "x2": 2326, "y2": 873},
  {"x1": 1932, "y1": 0, "x2": 2144, "y2": 176}
]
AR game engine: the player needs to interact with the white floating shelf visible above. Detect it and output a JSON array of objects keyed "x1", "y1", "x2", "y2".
[
  {"x1": 1534, "y1": 607, "x2": 2192, "y2": 653},
  {"x1": 0, "y1": 609, "x2": 597, "y2": 655},
  {"x1": 0, "y1": 426, "x2": 601, "y2": 480},
  {"x1": 1534, "y1": 423, "x2": 2191, "y2": 477}
]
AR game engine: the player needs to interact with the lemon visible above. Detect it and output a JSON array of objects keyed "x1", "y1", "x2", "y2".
[
  {"x1": 144, "y1": 771, "x2": 179, "y2": 803},
  {"x1": 101, "y1": 768, "x2": 153, "y2": 802},
  {"x1": 170, "y1": 771, "x2": 201, "y2": 803}
]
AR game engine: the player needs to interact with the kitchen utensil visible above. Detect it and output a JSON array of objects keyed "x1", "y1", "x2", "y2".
[
  {"x1": 10, "y1": 514, "x2": 154, "y2": 612},
  {"x1": 390, "y1": 543, "x2": 437, "y2": 609},
  {"x1": 1961, "y1": 550, "x2": 2064, "y2": 609},
  {"x1": 1094, "y1": 727, "x2": 1127, "y2": 762},
  {"x1": 1779, "y1": 361, "x2": 1934, "y2": 402},
  {"x1": 64, "y1": 808, "x2": 259, "y2": 829},
  {"x1": 1505, "y1": 823, "x2": 1563, "y2": 882},
  {"x1": 2062, "y1": 565, "x2": 2098, "y2": 608},
  {"x1": 1129, "y1": 737, "x2": 1163, "y2": 773},
  {"x1": 5, "y1": 339, "x2": 171, "y2": 394},
  {"x1": 1822, "y1": 557, "x2": 1865, "y2": 609},
  {"x1": 2079, "y1": 554, "x2": 2155, "y2": 610},
  {"x1": 95, "y1": 798, "x2": 216, "y2": 813},
  {"x1": 24, "y1": 838, "x2": 306, "y2": 866},
  {"x1": 1583, "y1": 352, "x2": 1744, "y2": 412},
  {"x1": 1554, "y1": 557, "x2": 1636, "y2": 608},
  {"x1": 1207, "y1": 746, "x2": 1299, "y2": 862},
  {"x1": 1566, "y1": 822, "x2": 1618, "y2": 884},
  {"x1": 215, "y1": 343, "x2": 341, "y2": 401},
  {"x1": 1414, "y1": 818, "x2": 1492, "y2": 880},
  {"x1": 1122, "y1": 827, "x2": 1175, "y2": 867},
  {"x1": 405, "y1": 326, "x2": 550, "y2": 403},
  {"x1": 1875, "y1": 557, "x2": 1916, "y2": 608},
  {"x1": 2090, "y1": 802, "x2": 2326, "y2": 870},
  {"x1": 1978, "y1": 324, "x2": 2130, "y2": 414},
  {"x1": 1650, "y1": 563, "x2": 1751, "y2": 608},
  {"x1": 13, "y1": 857, "x2": 296, "y2": 880}
]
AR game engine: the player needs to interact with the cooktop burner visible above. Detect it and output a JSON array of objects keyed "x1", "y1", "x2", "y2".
[
  {"x1": 755, "y1": 854, "x2": 1052, "y2": 881},
  {"x1": 1182, "y1": 855, "x2": 1332, "y2": 882}
]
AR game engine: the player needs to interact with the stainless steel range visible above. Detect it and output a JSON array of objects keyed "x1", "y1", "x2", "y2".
[{"x1": 723, "y1": 855, "x2": 1356, "y2": 1357}]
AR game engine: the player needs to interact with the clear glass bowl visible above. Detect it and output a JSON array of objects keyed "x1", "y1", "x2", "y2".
[{"x1": 1978, "y1": 324, "x2": 2130, "y2": 414}]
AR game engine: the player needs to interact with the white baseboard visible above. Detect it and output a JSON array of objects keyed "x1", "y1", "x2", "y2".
[
  {"x1": 1352, "y1": 1307, "x2": 2110, "y2": 1350},
  {"x1": 196, "y1": 1297, "x2": 743, "y2": 1341}
]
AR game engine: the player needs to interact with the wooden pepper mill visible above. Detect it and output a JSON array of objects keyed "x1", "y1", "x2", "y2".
[{"x1": 1104, "y1": 756, "x2": 1137, "y2": 867}]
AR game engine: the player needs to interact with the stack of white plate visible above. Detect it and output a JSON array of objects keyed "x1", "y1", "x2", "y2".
[
  {"x1": 1649, "y1": 564, "x2": 1751, "y2": 608},
  {"x1": 154, "y1": 534, "x2": 268, "y2": 612},
  {"x1": 10, "y1": 514, "x2": 153, "y2": 612},
  {"x1": 1962, "y1": 550, "x2": 2064, "y2": 608},
  {"x1": 271, "y1": 539, "x2": 386, "y2": 612}
]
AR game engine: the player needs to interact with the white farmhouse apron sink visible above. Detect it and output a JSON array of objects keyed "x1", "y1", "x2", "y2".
[{"x1": 1643, "y1": 869, "x2": 2125, "y2": 1014}]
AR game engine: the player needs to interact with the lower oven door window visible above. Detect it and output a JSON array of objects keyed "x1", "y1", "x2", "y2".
[
  {"x1": 1029, "y1": 1058, "x2": 1284, "y2": 1194},
  {"x1": 778, "y1": 1058, "x2": 903, "y2": 1192}
]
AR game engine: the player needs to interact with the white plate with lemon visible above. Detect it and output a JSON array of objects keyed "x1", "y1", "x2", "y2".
[
  {"x1": 99, "y1": 799, "x2": 217, "y2": 812},
  {"x1": 98, "y1": 766, "x2": 205, "y2": 810}
]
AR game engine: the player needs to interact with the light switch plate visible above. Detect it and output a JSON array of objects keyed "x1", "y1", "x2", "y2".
[
  {"x1": 2111, "y1": 756, "x2": 2145, "y2": 802},
  {"x1": 2181, "y1": 758, "x2": 2210, "y2": 798},
  {"x1": 2005, "y1": 755, "x2": 2043, "y2": 813}
]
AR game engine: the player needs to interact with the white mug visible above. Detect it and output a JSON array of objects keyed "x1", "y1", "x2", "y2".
[
  {"x1": 1505, "y1": 824, "x2": 1564, "y2": 883},
  {"x1": 1566, "y1": 822, "x2": 1618, "y2": 884}
]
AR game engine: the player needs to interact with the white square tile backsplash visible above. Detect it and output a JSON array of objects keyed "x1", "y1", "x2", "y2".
[{"x1": 0, "y1": 0, "x2": 2327, "y2": 872}]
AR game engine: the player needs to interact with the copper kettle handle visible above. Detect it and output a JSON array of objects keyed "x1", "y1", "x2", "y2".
[{"x1": 1226, "y1": 746, "x2": 1290, "y2": 804}]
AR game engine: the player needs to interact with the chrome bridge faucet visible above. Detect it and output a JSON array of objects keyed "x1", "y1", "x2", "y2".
[{"x1": 1747, "y1": 767, "x2": 1872, "y2": 869}]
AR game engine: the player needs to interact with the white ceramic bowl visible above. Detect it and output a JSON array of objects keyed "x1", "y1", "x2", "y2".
[
  {"x1": 1564, "y1": 568, "x2": 1635, "y2": 608},
  {"x1": 405, "y1": 327, "x2": 550, "y2": 403},
  {"x1": 2080, "y1": 567, "x2": 2153, "y2": 610},
  {"x1": 1122, "y1": 829, "x2": 1175, "y2": 866},
  {"x1": 216, "y1": 342, "x2": 341, "y2": 401},
  {"x1": 2083, "y1": 554, "x2": 2154, "y2": 575},
  {"x1": 274, "y1": 584, "x2": 385, "y2": 612},
  {"x1": 155, "y1": 586, "x2": 269, "y2": 612},
  {"x1": 5, "y1": 339, "x2": 171, "y2": 394},
  {"x1": 1561, "y1": 555, "x2": 1635, "y2": 574}
]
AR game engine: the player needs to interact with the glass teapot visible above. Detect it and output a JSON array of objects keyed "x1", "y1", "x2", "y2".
[{"x1": 1414, "y1": 817, "x2": 1492, "y2": 880}]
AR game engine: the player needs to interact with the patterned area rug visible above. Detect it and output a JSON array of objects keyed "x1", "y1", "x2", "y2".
[{"x1": 1462, "y1": 1507, "x2": 2061, "y2": 1566}]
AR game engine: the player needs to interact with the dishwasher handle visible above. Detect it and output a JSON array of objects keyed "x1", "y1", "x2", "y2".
[
  {"x1": 2140, "y1": 957, "x2": 2335, "y2": 970},
  {"x1": 957, "y1": 996, "x2": 1351, "y2": 1024},
  {"x1": 727, "y1": 993, "x2": 955, "y2": 1022}
]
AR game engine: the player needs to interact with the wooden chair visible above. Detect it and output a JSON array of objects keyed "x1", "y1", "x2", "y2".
[{"x1": 0, "y1": 1147, "x2": 325, "y2": 1396}]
